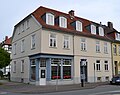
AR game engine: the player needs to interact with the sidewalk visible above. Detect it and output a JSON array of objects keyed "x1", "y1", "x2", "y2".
[{"x1": 0, "y1": 80, "x2": 109, "y2": 94}]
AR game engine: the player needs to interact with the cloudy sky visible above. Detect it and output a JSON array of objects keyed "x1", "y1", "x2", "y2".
[{"x1": 0, "y1": 0, "x2": 120, "y2": 42}]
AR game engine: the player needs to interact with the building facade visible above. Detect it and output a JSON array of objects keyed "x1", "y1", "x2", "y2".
[
  {"x1": 11, "y1": 6, "x2": 113, "y2": 85},
  {"x1": 105, "y1": 23, "x2": 120, "y2": 76}
]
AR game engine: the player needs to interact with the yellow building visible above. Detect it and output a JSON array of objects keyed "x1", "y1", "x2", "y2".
[{"x1": 105, "y1": 22, "x2": 120, "y2": 76}]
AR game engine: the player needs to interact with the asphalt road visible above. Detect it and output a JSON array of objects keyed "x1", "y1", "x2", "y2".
[{"x1": 1, "y1": 85, "x2": 120, "y2": 95}]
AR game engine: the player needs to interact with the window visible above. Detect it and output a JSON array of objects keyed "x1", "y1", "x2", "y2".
[
  {"x1": 63, "y1": 35, "x2": 70, "y2": 49},
  {"x1": 13, "y1": 61, "x2": 16, "y2": 73},
  {"x1": 96, "y1": 41, "x2": 100, "y2": 52},
  {"x1": 21, "y1": 39, "x2": 25, "y2": 52},
  {"x1": 25, "y1": 20, "x2": 30, "y2": 29},
  {"x1": 80, "y1": 38, "x2": 86, "y2": 51},
  {"x1": 104, "y1": 42, "x2": 108, "y2": 53},
  {"x1": 76, "y1": 21, "x2": 82, "y2": 31},
  {"x1": 116, "y1": 33, "x2": 120, "y2": 41},
  {"x1": 99, "y1": 27, "x2": 104, "y2": 36},
  {"x1": 21, "y1": 23, "x2": 24, "y2": 32},
  {"x1": 49, "y1": 33, "x2": 57, "y2": 47},
  {"x1": 59, "y1": 16, "x2": 67, "y2": 28},
  {"x1": 18, "y1": 27, "x2": 20, "y2": 35},
  {"x1": 13, "y1": 43, "x2": 16, "y2": 55},
  {"x1": 30, "y1": 60, "x2": 36, "y2": 80},
  {"x1": 96, "y1": 60, "x2": 100, "y2": 71},
  {"x1": 119, "y1": 45, "x2": 120, "y2": 55},
  {"x1": 31, "y1": 34, "x2": 36, "y2": 49},
  {"x1": 46, "y1": 13, "x2": 54, "y2": 25},
  {"x1": 104, "y1": 61, "x2": 109, "y2": 71},
  {"x1": 113, "y1": 44, "x2": 117, "y2": 55},
  {"x1": 51, "y1": 58, "x2": 61, "y2": 79},
  {"x1": 51, "y1": 58, "x2": 72, "y2": 80},
  {"x1": 63, "y1": 59, "x2": 71, "y2": 79},
  {"x1": 91, "y1": 24, "x2": 96, "y2": 34},
  {"x1": 21, "y1": 60, "x2": 24, "y2": 73}
]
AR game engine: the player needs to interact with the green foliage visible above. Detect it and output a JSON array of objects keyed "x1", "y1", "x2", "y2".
[{"x1": 0, "y1": 47, "x2": 10, "y2": 69}]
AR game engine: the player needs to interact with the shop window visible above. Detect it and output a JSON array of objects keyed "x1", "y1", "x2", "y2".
[{"x1": 51, "y1": 58, "x2": 61, "y2": 79}]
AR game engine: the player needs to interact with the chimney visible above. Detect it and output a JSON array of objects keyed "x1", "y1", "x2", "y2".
[
  {"x1": 107, "y1": 22, "x2": 113, "y2": 30},
  {"x1": 69, "y1": 10, "x2": 74, "y2": 17},
  {"x1": 5, "y1": 36, "x2": 8, "y2": 41}
]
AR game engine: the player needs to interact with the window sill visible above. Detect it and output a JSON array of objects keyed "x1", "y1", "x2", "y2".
[
  {"x1": 105, "y1": 70, "x2": 109, "y2": 72},
  {"x1": 49, "y1": 46, "x2": 57, "y2": 49},
  {"x1": 31, "y1": 47, "x2": 36, "y2": 50},
  {"x1": 96, "y1": 51, "x2": 101, "y2": 53},
  {"x1": 21, "y1": 51, "x2": 25, "y2": 53},
  {"x1": 81, "y1": 50, "x2": 87, "y2": 52},
  {"x1": 96, "y1": 70, "x2": 101, "y2": 72},
  {"x1": 63, "y1": 48, "x2": 70, "y2": 50},
  {"x1": 104, "y1": 52, "x2": 108, "y2": 54}
]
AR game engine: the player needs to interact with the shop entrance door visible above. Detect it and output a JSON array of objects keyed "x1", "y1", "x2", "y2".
[{"x1": 39, "y1": 59, "x2": 46, "y2": 85}]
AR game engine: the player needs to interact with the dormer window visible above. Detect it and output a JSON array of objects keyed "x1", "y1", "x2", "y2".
[
  {"x1": 116, "y1": 33, "x2": 120, "y2": 41},
  {"x1": 59, "y1": 16, "x2": 67, "y2": 28},
  {"x1": 91, "y1": 24, "x2": 96, "y2": 35},
  {"x1": 76, "y1": 21, "x2": 82, "y2": 31},
  {"x1": 46, "y1": 13, "x2": 54, "y2": 25},
  {"x1": 99, "y1": 27, "x2": 104, "y2": 36}
]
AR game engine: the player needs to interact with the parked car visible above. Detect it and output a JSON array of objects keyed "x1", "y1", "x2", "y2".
[{"x1": 110, "y1": 75, "x2": 120, "y2": 84}]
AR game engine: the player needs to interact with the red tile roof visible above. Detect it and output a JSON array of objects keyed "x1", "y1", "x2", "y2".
[
  {"x1": 32, "y1": 6, "x2": 111, "y2": 41},
  {"x1": 0, "y1": 36, "x2": 11, "y2": 46}
]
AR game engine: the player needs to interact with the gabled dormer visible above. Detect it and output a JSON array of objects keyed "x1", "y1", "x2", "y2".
[
  {"x1": 115, "y1": 32, "x2": 120, "y2": 41},
  {"x1": 42, "y1": 12, "x2": 54, "y2": 26},
  {"x1": 98, "y1": 26, "x2": 104, "y2": 36},
  {"x1": 71, "y1": 20, "x2": 82, "y2": 32},
  {"x1": 91, "y1": 24, "x2": 96, "y2": 35}
]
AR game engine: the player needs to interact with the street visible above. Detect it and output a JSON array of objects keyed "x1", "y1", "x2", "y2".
[{"x1": 1, "y1": 85, "x2": 120, "y2": 95}]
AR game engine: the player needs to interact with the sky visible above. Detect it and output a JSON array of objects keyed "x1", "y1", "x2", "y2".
[{"x1": 0, "y1": 0, "x2": 120, "y2": 42}]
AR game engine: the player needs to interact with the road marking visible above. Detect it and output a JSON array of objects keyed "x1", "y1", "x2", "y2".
[
  {"x1": 0, "y1": 92, "x2": 7, "y2": 94},
  {"x1": 89, "y1": 90, "x2": 120, "y2": 95}
]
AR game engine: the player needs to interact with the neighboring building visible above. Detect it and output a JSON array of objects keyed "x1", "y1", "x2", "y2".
[
  {"x1": 11, "y1": 6, "x2": 112, "y2": 85},
  {"x1": 0, "y1": 36, "x2": 11, "y2": 75},
  {"x1": 104, "y1": 22, "x2": 120, "y2": 76}
]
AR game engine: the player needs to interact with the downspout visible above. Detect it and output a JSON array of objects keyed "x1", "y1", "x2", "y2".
[
  {"x1": 73, "y1": 34, "x2": 75, "y2": 82},
  {"x1": 111, "y1": 42, "x2": 114, "y2": 77}
]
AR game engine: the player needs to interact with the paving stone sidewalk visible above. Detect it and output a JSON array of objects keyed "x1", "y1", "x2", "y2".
[{"x1": 0, "y1": 80, "x2": 109, "y2": 94}]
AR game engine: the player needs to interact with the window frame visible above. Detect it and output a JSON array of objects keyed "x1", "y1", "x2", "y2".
[
  {"x1": 21, "y1": 39, "x2": 25, "y2": 53},
  {"x1": 49, "y1": 33, "x2": 57, "y2": 48},
  {"x1": 99, "y1": 27, "x2": 104, "y2": 36},
  {"x1": 59, "y1": 16, "x2": 67, "y2": 28},
  {"x1": 63, "y1": 35, "x2": 70, "y2": 49},
  {"x1": 113, "y1": 44, "x2": 117, "y2": 55},
  {"x1": 91, "y1": 24, "x2": 96, "y2": 35},
  {"x1": 104, "y1": 61, "x2": 109, "y2": 71},
  {"x1": 96, "y1": 60, "x2": 101, "y2": 71},
  {"x1": 76, "y1": 21, "x2": 82, "y2": 31},
  {"x1": 96, "y1": 41, "x2": 100, "y2": 53},
  {"x1": 104, "y1": 42, "x2": 108, "y2": 54},
  {"x1": 46, "y1": 13, "x2": 54, "y2": 25},
  {"x1": 13, "y1": 61, "x2": 16, "y2": 73},
  {"x1": 31, "y1": 34, "x2": 36, "y2": 49},
  {"x1": 13, "y1": 43, "x2": 17, "y2": 55},
  {"x1": 21, "y1": 60, "x2": 24, "y2": 73},
  {"x1": 80, "y1": 38, "x2": 87, "y2": 51}
]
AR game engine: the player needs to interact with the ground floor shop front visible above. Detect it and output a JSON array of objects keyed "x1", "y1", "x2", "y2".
[
  {"x1": 11, "y1": 54, "x2": 112, "y2": 85},
  {"x1": 29, "y1": 54, "x2": 112, "y2": 85}
]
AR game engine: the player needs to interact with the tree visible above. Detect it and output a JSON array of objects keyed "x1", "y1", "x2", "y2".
[{"x1": 0, "y1": 47, "x2": 10, "y2": 69}]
